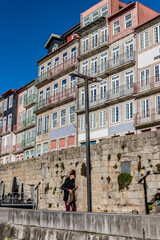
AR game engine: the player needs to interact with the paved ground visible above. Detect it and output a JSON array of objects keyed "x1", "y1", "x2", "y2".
[{"x1": 0, "y1": 208, "x2": 9, "y2": 223}]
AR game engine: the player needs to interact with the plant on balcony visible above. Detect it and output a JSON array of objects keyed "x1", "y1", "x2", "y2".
[{"x1": 117, "y1": 173, "x2": 132, "y2": 191}]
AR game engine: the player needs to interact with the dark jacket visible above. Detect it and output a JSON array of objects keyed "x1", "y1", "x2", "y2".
[{"x1": 60, "y1": 176, "x2": 75, "y2": 201}]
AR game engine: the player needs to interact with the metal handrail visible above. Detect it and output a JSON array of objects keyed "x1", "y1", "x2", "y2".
[
  {"x1": 134, "y1": 107, "x2": 160, "y2": 125},
  {"x1": 24, "y1": 94, "x2": 37, "y2": 106},
  {"x1": 134, "y1": 75, "x2": 160, "y2": 94}
]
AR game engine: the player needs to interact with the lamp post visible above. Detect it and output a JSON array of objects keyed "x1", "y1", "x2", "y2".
[{"x1": 70, "y1": 70, "x2": 102, "y2": 212}]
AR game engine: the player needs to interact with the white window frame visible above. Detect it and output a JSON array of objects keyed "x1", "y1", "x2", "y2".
[
  {"x1": 141, "y1": 99, "x2": 150, "y2": 118},
  {"x1": 111, "y1": 106, "x2": 119, "y2": 123},
  {"x1": 113, "y1": 19, "x2": 120, "y2": 35},
  {"x1": 37, "y1": 144, "x2": 41, "y2": 157},
  {"x1": 92, "y1": 10, "x2": 99, "y2": 21},
  {"x1": 90, "y1": 57, "x2": 98, "y2": 76},
  {"x1": 101, "y1": 4, "x2": 108, "y2": 17},
  {"x1": 90, "y1": 113, "x2": 96, "y2": 129},
  {"x1": 52, "y1": 112, "x2": 57, "y2": 128},
  {"x1": 155, "y1": 64, "x2": 160, "y2": 82},
  {"x1": 90, "y1": 85, "x2": 97, "y2": 103},
  {"x1": 112, "y1": 76, "x2": 119, "y2": 94},
  {"x1": 4, "y1": 99, "x2": 7, "y2": 111},
  {"x1": 69, "y1": 106, "x2": 75, "y2": 123},
  {"x1": 100, "y1": 25, "x2": 108, "y2": 45},
  {"x1": 100, "y1": 51, "x2": 107, "y2": 73},
  {"x1": 43, "y1": 142, "x2": 48, "y2": 153},
  {"x1": 82, "y1": 36, "x2": 89, "y2": 53},
  {"x1": 125, "y1": 102, "x2": 133, "y2": 120},
  {"x1": 91, "y1": 31, "x2": 98, "y2": 49},
  {"x1": 125, "y1": 70, "x2": 133, "y2": 89},
  {"x1": 100, "y1": 81, "x2": 107, "y2": 99},
  {"x1": 140, "y1": 69, "x2": 150, "y2": 87},
  {"x1": 83, "y1": 15, "x2": 90, "y2": 26},
  {"x1": 80, "y1": 116, "x2": 85, "y2": 131},
  {"x1": 99, "y1": 110, "x2": 107, "y2": 128},
  {"x1": 9, "y1": 95, "x2": 13, "y2": 108},
  {"x1": 154, "y1": 24, "x2": 160, "y2": 44},
  {"x1": 61, "y1": 109, "x2": 66, "y2": 126},
  {"x1": 124, "y1": 12, "x2": 132, "y2": 29},
  {"x1": 82, "y1": 60, "x2": 88, "y2": 76},
  {"x1": 140, "y1": 31, "x2": 149, "y2": 51}
]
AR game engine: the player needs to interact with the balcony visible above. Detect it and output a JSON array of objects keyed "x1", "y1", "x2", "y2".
[
  {"x1": 12, "y1": 144, "x2": 23, "y2": 154},
  {"x1": 77, "y1": 35, "x2": 109, "y2": 61},
  {"x1": 22, "y1": 137, "x2": 35, "y2": 150},
  {"x1": 0, "y1": 145, "x2": 10, "y2": 156},
  {"x1": 35, "y1": 57, "x2": 77, "y2": 88},
  {"x1": 0, "y1": 125, "x2": 11, "y2": 136},
  {"x1": 77, "y1": 83, "x2": 134, "y2": 113},
  {"x1": 24, "y1": 94, "x2": 37, "y2": 109},
  {"x1": 13, "y1": 116, "x2": 36, "y2": 134},
  {"x1": 34, "y1": 87, "x2": 76, "y2": 115},
  {"x1": 134, "y1": 108, "x2": 160, "y2": 129},
  {"x1": 134, "y1": 76, "x2": 160, "y2": 98}
]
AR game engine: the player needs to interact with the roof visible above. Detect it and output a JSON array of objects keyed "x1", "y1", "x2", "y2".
[
  {"x1": 62, "y1": 23, "x2": 80, "y2": 37},
  {"x1": 16, "y1": 87, "x2": 25, "y2": 94},
  {"x1": 108, "y1": 2, "x2": 135, "y2": 21},
  {"x1": 134, "y1": 13, "x2": 160, "y2": 31},
  {"x1": 23, "y1": 79, "x2": 35, "y2": 89},
  {"x1": 2, "y1": 89, "x2": 17, "y2": 98},
  {"x1": 44, "y1": 34, "x2": 63, "y2": 49}
]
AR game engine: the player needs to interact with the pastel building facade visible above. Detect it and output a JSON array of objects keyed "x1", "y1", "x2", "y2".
[
  {"x1": 76, "y1": 0, "x2": 158, "y2": 146},
  {"x1": 34, "y1": 24, "x2": 80, "y2": 156},
  {"x1": 134, "y1": 15, "x2": 160, "y2": 132}
]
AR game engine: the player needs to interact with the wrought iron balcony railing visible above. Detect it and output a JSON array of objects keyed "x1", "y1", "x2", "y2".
[
  {"x1": 77, "y1": 83, "x2": 134, "y2": 111},
  {"x1": 35, "y1": 87, "x2": 76, "y2": 113},
  {"x1": 78, "y1": 35, "x2": 109, "y2": 57},
  {"x1": 13, "y1": 116, "x2": 36, "y2": 132},
  {"x1": 0, "y1": 125, "x2": 11, "y2": 135},
  {"x1": 24, "y1": 94, "x2": 37, "y2": 108},
  {"x1": 12, "y1": 144, "x2": 23, "y2": 153},
  {"x1": 134, "y1": 76, "x2": 160, "y2": 95},
  {"x1": 134, "y1": 108, "x2": 160, "y2": 126},
  {"x1": 22, "y1": 137, "x2": 35, "y2": 149},
  {"x1": 36, "y1": 57, "x2": 77, "y2": 86},
  {"x1": 0, "y1": 145, "x2": 10, "y2": 155}
]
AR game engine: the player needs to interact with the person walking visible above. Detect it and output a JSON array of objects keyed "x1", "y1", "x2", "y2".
[{"x1": 60, "y1": 169, "x2": 77, "y2": 211}]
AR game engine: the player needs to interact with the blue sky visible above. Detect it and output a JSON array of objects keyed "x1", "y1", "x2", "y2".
[{"x1": 0, "y1": 0, "x2": 159, "y2": 95}]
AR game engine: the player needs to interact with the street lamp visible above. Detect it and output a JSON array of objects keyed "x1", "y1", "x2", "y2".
[{"x1": 70, "y1": 70, "x2": 102, "y2": 212}]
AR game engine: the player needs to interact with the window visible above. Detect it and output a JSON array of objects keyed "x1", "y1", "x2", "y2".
[
  {"x1": 0, "y1": 119, "x2": 2, "y2": 128},
  {"x1": 41, "y1": 163, "x2": 46, "y2": 177},
  {"x1": 40, "y1": 66, "x2": 45, "y2": 81},
  {"x1": 100, "y1": 52, "x2": 107, "y2": 73},
  {"x1": 112, "y1": 106, "x2": 119, "y2": 123},
  {"x1": 46, "y1": 87, "x2": 50, "y2": 99},
  {"x1": 81, "y1": 89, "x2": 85, "y2": 106},
  {"x1": 112, "y1": 46, "x2": 120, "y2": 65},
  {"x1": 61, "y1": 79, "x2": 67, "y2": 97},
  {"x1": 70, "y1": 76, "x2": 76, "y2": 90},
  {"x1": 91, "y1": 31, "x2": 98, "y2": 49},
  {"x1": 44, "y1": 115, "x2": 49, "y2": 134},
  {"x1": 156, "y1": 95, "x2": 160, "y2": 115},
  {"x1": 92, "y1": 11, "x2": 99, "y2": 21},
  {"x1": 124, "y1": 13, "x2": 132, "y2": 28},
  {"x1": 140, "y1": 69, "x2": 150, "y2": 87},
  {"x1": 155, "y1": 65, "x2": 160, "y2": 82},
  {"x1": 61, "y1": 109, "x2": 66, "y2": 126},
  {"x1": 37, "y1": 144, "x2": 41, "y2": 157},
  {"x1": 71, "y1": 47, "x2": 76, "y2": 63},
  {"x1": 37, "y1": 117, "x2": 42, "y2": 135},
  {"x1": 140, "y1": 31, "x2": 149, "y2": 50},
  {"x1": 43, "y1": 142, "x2": 48, "y2": 153},
  {"x1": 141, "y1": 99, "x2": 150, "y2": 118},
  {"x1": 91, "y1": 57, "x2": 98, "y2": 76},
  {"x1": 90, "y1": 113, "x2": 96, "y2": 129},
  {"x1": 101, "y1": 4, "x2": 108, "y2": 16},
  {"x1": 26, "y1": 151, "x2": 30, "y2": 159},
  {"x1": 47, "y1": 62, "x2": 51, "y2": 77},
  {"x1": 90, "y1": 85, "x2": 97, "y2": 102},
  {"x1": 70, "y1": 106, "x2": 75, "y2": 123},
  {"x1": 99, "y1": 110, "x2": 107, "y2": 128},
  {"x1": 31, "y1": 150, "x2": 34, "y2": 158},
  {"x1": 82, "y1": 61, "x2": 88, "y2": 75},
  {"x1": 113, "y1": 20, "x2": 120, "y2": 35},
  {"x1": 52, "y1": 112, "x2": 57, "y2": 128},
  {"x1": 82, "y1": 36, "x2": 89, "y2": 53},
  {"x1": 53, "y1": 83, "x2": 58, "y2": 97},
  {"x1": 52, "y1": 43, "x2": 58, "y2": 52},
  {"x1": 54, "y1": 57, "x2": 59, "y2": 72},
  {"x1": 80, "y1": 116, "x2": 85, "y2": 131},
  {"x1": 100, "y1": 26, "x2": 108, "y2": 45},
  {"x1": 100, "y1": 81, "x2": 107, "y2": 99},
  {"x1": 8, "y1": 114, "x2": 12, "y2": 130},
  {"x1": 125, "y1": 39, "x2": 133, "y2": 58},
  {"x1": 83, "y1": 16, "x2": 90, "y2": 26},
  {"x1": 125, "y1": 70, "x2": 133, "y2": 89},
  {"x1": 63, "y1": 52, "x2": 67, "y2": 63},
  {"x1": 4, "y1": 99, "x2": 7, "y2": 111},
  {"x1": 39, "y1": 90, "x2": 43, "y2": 102},
  {"x1": 19, "y1": 96, "x2": 22, "y2": 105},
  {"x1": 154, "y1": 25, "x2": 160, "y2": 44},
  {"x1": 121, "y1": 162, "x2": 131, "y2": 174},
  {"x1": 126, "y1": 102, "x2": 133, "y2": 120},
  {"x1": 112, "y1": 76, "x2": 119, "y2": 94}
]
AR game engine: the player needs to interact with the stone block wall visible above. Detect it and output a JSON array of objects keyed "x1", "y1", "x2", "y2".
[{"x1": 0, "y1": 131, "x2": 160, "y2": 214}]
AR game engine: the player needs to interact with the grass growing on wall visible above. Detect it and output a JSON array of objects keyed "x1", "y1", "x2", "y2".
[{"x1": 118, "y1": 173, "x2": 132, "y2": 191}]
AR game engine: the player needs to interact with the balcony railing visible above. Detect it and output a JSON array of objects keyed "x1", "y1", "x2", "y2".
[
  {"x1": 134, "y1": 108, "x2": 160, "y2": 127},
  {"x1": 13, "y1": 116, "x2": 36, "y2": 133},
  {"x1": 36, "y1": 57, "x2": 77, "y2": 86},
  {"x1": 0, "y1": 145, "x2": 10, "y2": 155},
  {"x1": 12, "y1": 144, "x2": 23, "y2": 153},
  {"x1": 134, "y1": 76, "x2": 160, "y2": 95},
  {"x1": 22, "y1": 137, "x2": 35, "y2": 149},
  {"x1": 0, "y1": 125, "x2": 11, "y2": 135},
  {"x1": 77, "y1": 83, "x2": 134, "y2": 111},
  {"x1": 24, "y1": 94, "x2": 37, "y2": 108},
  {"x1": 78, "y1": 35, "x2": 109, "y2": 57},
  {"x1": 35, "y1": 87, "x2": 76, "y2": 113}
]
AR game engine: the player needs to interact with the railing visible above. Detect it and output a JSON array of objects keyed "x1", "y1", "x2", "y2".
[
  {"x1": 0, "y1": 145, "x2": 10, "y2": 155},
  {"x1": 43, "y1": 129, "x2": 49, "y2": 134},
  {"x1": 12, "y1": 143, "x2": 23, "y2": 153},
  {"x1": 36, "y1": 57, "x2": 77, "y2": 85},
  {"x1": 134, "y1": 76, "x2": 160, "y2": 94},
  {"x1": 134, "y1": 108, "x2": 160, "y2": 126},
  {"x1": 77, "y1": 83, "x2": 133, "y2": 110},
  {"x1": 24, "y1": 94, "x2": 37, "y2": 107},
  {"x1": 0, "y1": 125, "x2": 11, "y2": 135},
  {"x1": 22, "y1": 137, "x2": 35, "y2": 148},
  {"x1": 78, "y1": 52, "x2": 136, "y2": 81},
  {"x1": 0, "y1": 191, "x2": 34, "y2": 205},
  {"x1": 78, "y1": 35, "x2": 109, "y2": 56},
  {"x1": 35, "y1": 87, "x2": 76, "y2": 112},
  {"x1": 13, "y1": 116, "x2": 36, "y2": 132},
  {"x1": 37, "y1": 131, "x2": 42, "y2": 136}
]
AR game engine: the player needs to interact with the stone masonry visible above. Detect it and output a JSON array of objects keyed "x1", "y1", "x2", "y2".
[{"x1": 0, "y1": 131, "x2": 160, "y2": 214}]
